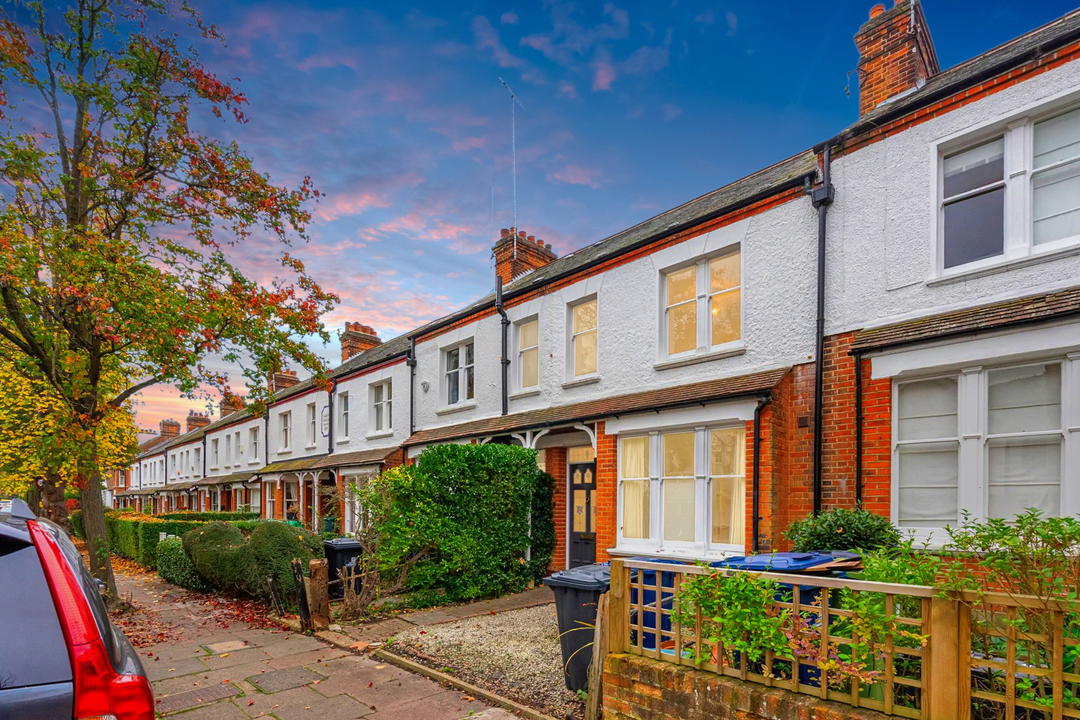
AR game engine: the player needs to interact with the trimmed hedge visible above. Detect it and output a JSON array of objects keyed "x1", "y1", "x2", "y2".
[
  {"x1": 184, "y1": 522, "x2": 249, "y2": 592},
  {"x1": 156, "y1": 538, "x2": 213, "y2": 592},
  {"x1": 136, "y1": 519, "x2": 205, "y2": 568},
  {"x1": 157, "y1": 511, "x2": 259, "y2": 522},
  {"x1": 70, "y1": 509, "x2": 85, "y2": 539}
]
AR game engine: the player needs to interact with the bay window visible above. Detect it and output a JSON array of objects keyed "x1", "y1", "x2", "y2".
[
  {"x1": 618, "y1": 425, "x2": 746, "y2": 554},
  {"x1": 893, "y1": 360, "x2": 1071, "y2": 533},
  {"x1": 663, "y1": 248, "x2": 741, "y2": 357},
  {"x1": 938, "y1": 103, "x2": 1080, "y2": 274}
]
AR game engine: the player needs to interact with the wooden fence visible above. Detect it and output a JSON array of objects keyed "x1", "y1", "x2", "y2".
[{"x1": 607, "y1": 558, "x2": 1080, "y2": 720}]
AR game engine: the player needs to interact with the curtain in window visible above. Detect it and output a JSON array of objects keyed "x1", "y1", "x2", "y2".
[
  {"x1": 620, "y1": 437, "x2": 649, "y2": 540},
  {"x1": 710, "y1": 427, "x2": 745, "y2": 545},
  {"x1": 662, "y1": 432, "x2": 696, "y2": 542},
  {"x1": 987, "y1": 363, "x2": 1062, "y2": 519},
  {"x1": 1033, "y1": 108, "x2": 1080, "y2": 245},
  {"x1": 896, "y1": 378, "x2": 959, "y2": 527}
]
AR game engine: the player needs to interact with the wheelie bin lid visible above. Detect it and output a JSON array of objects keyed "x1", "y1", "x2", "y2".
[
  {"x1": 543, "y1": 563, "x2": 611, "y2": 591},
  {"x1": 711, "y1": 552, "x2": 835, "y2": 572},
  {"x1": 324, "y1": 537, "x2": 361, "y2": 549}
]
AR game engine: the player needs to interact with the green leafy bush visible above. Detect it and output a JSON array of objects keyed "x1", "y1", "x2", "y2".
[
  {"x1": 361, "y1": 444, "x2": 553, "y2": 602},
  {"x1": 784, "y1": 506, "x2": 900, "y2": 552},
  {"x1": 70, "y1": 509, "x2": 85, "y2": 539},
  {"x1": 157, "y1": 511, "x2": 259, "y2": 522},
  {"x1": 183, "y1": 522, "x2": 249, "y2": 593},
  {"x1": 136, "y1": 519, "x2": 205, "y2": 568},
  {"x1": 245, "y1": 520, "x2": 324, "y2": 605},
  {"x1": 156, "y1": 538, "x2": 212, "y2": 592}
]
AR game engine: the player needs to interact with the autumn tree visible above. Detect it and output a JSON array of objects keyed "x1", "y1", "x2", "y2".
[{"x1": 0, "y1": 1, "x2": 336, "y2": 601}]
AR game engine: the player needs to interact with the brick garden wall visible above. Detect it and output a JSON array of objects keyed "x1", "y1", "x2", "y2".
[
  {"x1": 603, "y1": 654, "x2": 892, "y2": 720},
  {"x1": 547, "y1": 447, "x2": 568, "y2": 572}
]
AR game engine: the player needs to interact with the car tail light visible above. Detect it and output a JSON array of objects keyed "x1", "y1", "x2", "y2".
[{"x1": 28, "y1": 520, "x2": 155, "y2": 720}]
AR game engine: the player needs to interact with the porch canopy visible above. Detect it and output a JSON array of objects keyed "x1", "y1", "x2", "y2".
[
  {"x1": 259, "y1": 455, "x2": 329, "y2": 475},
  {"x1": 193, "y1": 471, "x2": 256, "y2": 487},
  {"x1": 312, "y1": 448, "x2": 394, "y2": 476},
  {"x1": 404, "y1": 367, "x2": 789, "y2": 447}
]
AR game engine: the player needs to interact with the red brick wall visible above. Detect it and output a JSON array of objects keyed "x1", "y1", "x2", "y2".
[
  {"x1": 547, "y1": 447, "x2": 568, "y2": 571},
  {"x1": 595, "y1": 422, "x2": 617, "y2": 562},
  {"x1": 854, "y1": 1, "x2": 938, "y2": 117}
]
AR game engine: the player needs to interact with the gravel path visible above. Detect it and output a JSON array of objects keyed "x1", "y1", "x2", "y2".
[{"x1": 391, "y1": 603, "x2": 585, "y2": 719}]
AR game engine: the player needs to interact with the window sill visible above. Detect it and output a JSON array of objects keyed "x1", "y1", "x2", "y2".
[
  {"x1": 436, "y1": 401, "x2": 477, "y2": 416},
  {"x1": 335, "y1": 438, "x2": 350, "y2": 445},
  {"x1": 608, "y1": 545, "x2": 741, "y2": 562},
  {"x1": 366, "y1": 430, "x2": 394, "y2": 440},
  {"x1": 927, "y1": 242, "x2": 1080, "y2": 287},
  {"x1": 304, "y1": 444, "x2": 318, "y2": 450},
  {"x1": 277, "y1": 450, "x2": 292, "y2": 456},
  {"x1": 509, "y1": 388, "x2": 541, "y2": 400},
  {"x1": 562, "y1": 375, "x2": 601, "y2": 390},
  {"x1": 248, "y1": 460, "x2": 260, "y2": 466},
  {"x1": 653, "y1": 343, "x2": 746, "y2": 371}
]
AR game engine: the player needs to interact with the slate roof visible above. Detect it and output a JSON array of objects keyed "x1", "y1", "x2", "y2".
[
  {"x1": 134, "y1": 434, "x2": 171, "y2": 460},
  {"x1": 311, "y1": 447, "x2": 396, "y2": 469},
  {"x1": 259, "y1": 455, "x2": 330, "y2": 474},
  {"x1": 850, "y1": 286, "x2": 1080, "y2": 353},
  {"x1": 194, "y1": 471, "x2": 257, "y2": 486},
  {"x1": 405, "y1": 367, "x2": 789, "y2": 446},
  {"x1": 835, "y1": 7, "x2": 1080, "y2": 144}
]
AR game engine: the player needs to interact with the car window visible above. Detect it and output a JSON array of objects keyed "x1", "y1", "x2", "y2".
[{"x1": 0, "y1": 536, "x2": 71, "y2": 688}]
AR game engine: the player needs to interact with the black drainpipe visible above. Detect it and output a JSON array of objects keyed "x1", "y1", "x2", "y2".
[
  {"x1": 854, "y1": 350, "x2": 864, "y2": 505},
  {"x1": 264, "y1": 407, "x2": 270, "y2": 466},
  {"x1": 751, "y1": 394, "x2": 770, "y2": 553},
  {"x1": 495, "y1": 276, "x2": 510, "y2": 416},
  {"x1": 808, "y1": 144, "x2": 835, "y2": 516},
  {"x1": 407, "y1": 337, "x2": 417, "y2": 435},
  {"x1": 327, "y1": 378, "x2": 336, "y2": 455}
]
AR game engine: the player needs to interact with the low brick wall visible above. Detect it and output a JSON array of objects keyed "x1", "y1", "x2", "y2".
[{"x1": 602, "y1": 654, "x2": 891, "y2": 720}]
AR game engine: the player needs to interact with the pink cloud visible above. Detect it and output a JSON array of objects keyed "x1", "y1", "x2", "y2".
[
  {"x1": 662, "y1": 103, "x2": 682, "y2": 120},
  {"x1": 592, "y1": 60, "x2": 616, "y2": 91},
  {"x1": 558, "y1": 80, "x2": 577, "y2": 98},
  {"x1": 501, "y1": 11, "x2": 519, "y2": 25},
  {"x1": 472, "y1": 16, "x2": 525, "y2": 69},
  {"x1": 315, "y1": 173, "x2": 425, "y2": 222},
  {"x1": 546, "y1": 163, "x2": 602, "y2": 189},
  {"x1": 452, "y1": 136, "x2": 487, "y2": 152}
]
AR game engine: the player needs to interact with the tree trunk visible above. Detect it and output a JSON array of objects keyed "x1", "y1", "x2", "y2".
[
  {"x1": 80, "y1": 470, "x2": 118, "y2": 604},
  {"x1": 26, "y1": 479, "x2": 42, "y2": 515},
  {"x1": 41, "y1": 471, "x2": 70, "y2": 533}
]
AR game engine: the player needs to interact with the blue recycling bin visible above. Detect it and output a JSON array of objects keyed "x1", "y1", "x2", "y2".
[{"x1": 626, "y1": 557, "x2": 686, "y2": 652}]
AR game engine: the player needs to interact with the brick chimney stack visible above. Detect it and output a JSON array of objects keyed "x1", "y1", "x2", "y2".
[
  {"x1": 218, "y1": 395, "x2": 245, "y2": 418},
  {"x1": 341, "y1": 322, "x2": 382, "y2": 363},
  {"x1": 186, "y1": 411, "x2": 211, "y2": 433},
  {"x1": 493, "y1": 227, "x2": 557, "y2": 286},
  {"x1": 159, "y1": 418, "x2": 181, "y2": 439},
  {"x1": 854, "y1": 0, "x2": 939, "y2": 117},
  {"x1": 270, "y1": 369, "x2": 300, "y2": 393}
]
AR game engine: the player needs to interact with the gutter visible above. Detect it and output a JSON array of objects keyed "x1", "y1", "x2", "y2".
[
  {"x1": 751, "y1": 394, "x2": 770, "y2": 553},
  {"x1": 808, "y1": 144, "x2": 835, "y2": 516},
  {"x1": 406, "y1": 172, "x2": 816, "y2": 342},
  {"x1": 495, "y1": 276, "x2": 510, "y2": 416}
]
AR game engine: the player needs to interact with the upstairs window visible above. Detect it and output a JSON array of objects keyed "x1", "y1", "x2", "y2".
[
  {"x1": 249, "y1": 427, "x2": 259, "y2": 461},
  {"x1": 446, "y1": 342, "x2": 474, "y2": 405},
  {"x1": 225, "y1": 434, "x2": 232, "y2": 467},
  {"x1": 280, "y1": 412, "x2": 291, "y2": 451},
  {"x1": 306, "y1": 402, "x2": 316, "y2": 446},
  {"x1": 519, "y1": 320, "x2": 539, "y2": 389},
  {"x1": 663, "y1": 248, "x2": 741, "y2": 357},
  {"x1": 373, "y1": 381, "x2": 392, "y2": 432},
  {"x1": 235, "y1": 431, "x2": 241, "y2": 462},
  {"x1": 339, "y1": 392, "x2": 350, "y2": 439},
  {"x1": 211, "y1": 438, "x2": 219, "y2": 468},
  {"x1": 938, "y1": 104, "x2": 1080, "y2": 273},
  {"x1": 571, "y1": 299, "x2": 598, "y2": 377}
]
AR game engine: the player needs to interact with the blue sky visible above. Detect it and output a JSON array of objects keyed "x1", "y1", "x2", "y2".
[{"x1": 136, "y1": 0, "x2": 1079, "y2": 429}]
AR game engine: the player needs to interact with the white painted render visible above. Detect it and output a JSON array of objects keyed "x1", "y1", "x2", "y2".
[
  {"x1": 267, "y1": 388, "x2": 330, "y2": 461},
  {"x1": 205, "y1": 414, "x2": 266, "y2": 477},
  {"x1": 333, "y1": 359, "x2": 411, "y2": 457},
  {"x1": 166, "y1": 439, "x2": 203, "y2": 484},
  {"x1": 411, "y1": 197, "x2": 818, "y2": 434},
  {"x1": 827, "y1": 57, "x2": 1080, "y2": 335}
]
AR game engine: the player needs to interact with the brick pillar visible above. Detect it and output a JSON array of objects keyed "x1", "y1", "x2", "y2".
[
  {"x1": 547, "y1": 448, "x2": 567, "y2": 571},
  {"x1": 275, "y1": 483, "x2": 285, "y2": 520},
  {"x1": 594, "y1": 422, "x2": 617, "y2": 562},
  {"x1": 860, "y1": 355, "x2": 893, "y2": 518}
]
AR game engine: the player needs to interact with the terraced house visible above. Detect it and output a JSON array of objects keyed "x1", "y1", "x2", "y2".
[{"x1": 115, "y1": 1, "x2": 1080, "y2": 568}]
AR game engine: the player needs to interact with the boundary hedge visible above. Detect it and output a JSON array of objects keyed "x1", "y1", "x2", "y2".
[{"x1": 81, "y1": 510, "x2": 259, "y2": 569}]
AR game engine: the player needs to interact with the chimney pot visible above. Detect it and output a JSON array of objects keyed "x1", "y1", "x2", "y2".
[
  {"x1": 518, "y1": 230, "x2": 527, "y2": 238},
  {"x1": 545, "y1": 243, "x2": 552, "y2": 251},
  {"x1": 500, "y1": 228, "x2": 510, "y2": 238},
  {"x1": 340, "y1": 320, "x2": 382, "y2": 362},
  {"x1": 527, "y1": 235, "x2": 535, "y2": 242},
  {"x1": 854, "y1": 0, "x2": 939, "y2": 117},
  {"x1": 869, "y1": 3, "x2": 885, "y2": 17},
  {"x1": 492, "y1": 226, "x2": 559, "y2": 286}
]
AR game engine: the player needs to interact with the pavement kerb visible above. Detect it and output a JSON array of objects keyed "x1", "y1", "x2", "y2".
[
  {"x1": 371, "y1": 648, "x2": 560, "y2": 720},
  {"x1": 272, "y1": 615, "x2": 559, "y2": 720}
]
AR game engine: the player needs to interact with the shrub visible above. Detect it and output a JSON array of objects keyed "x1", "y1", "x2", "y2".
[
  {"x1": 784, "y1": 506, "x2": 900, "y2": 553},
  {"x1": 70, "y1": 509, "x2": 85, "y2": 539},
  {"x1": 245, "y1": 521, "x2": 324, "y2": 605},
  {"x1": 66, "y1": 497, "x2": 80, "y2": 513},
  {"x1": 136, "y1": 519, "x2": 206, "y2": 568},
  {"x1": 361, "y1": 444, "x2": 553, "y2": 602},
  {"x1": 156, "y1": 538, "x2": 212, "y2": 592},
  {"x1": 157, "y1": 511, "x2": 259, "y2": 522},
  {"x1": 184, "y1": 522, "x2": 249, "y2": 593}
]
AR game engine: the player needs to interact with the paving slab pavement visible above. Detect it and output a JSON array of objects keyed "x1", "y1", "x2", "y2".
[{"x1": 113, "y1": 571, "x2": 521, "y2": 719}]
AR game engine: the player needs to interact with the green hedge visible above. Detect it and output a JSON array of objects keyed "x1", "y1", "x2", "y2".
[
  {"x1": 156, "y1": 538, "x2": 213, "y2": 592},
  {"x1": 136, "y1": 519, "x2": 206, "y2": 568},
  {"x1": 70, "y1": 509, "x2": 85, "y2": 539},
  {"x1": 361, "y1": 444, "x2": 553, "y2": 602},
  {"x1": 184, "y1": 522, "x2": 250, "y2": 592},
  {"x1": 157, "y1": 511, "x2": 259, "y2": 522},
  {"x1": 91, "y1": 510, "x2": 259, "y2": 569}
]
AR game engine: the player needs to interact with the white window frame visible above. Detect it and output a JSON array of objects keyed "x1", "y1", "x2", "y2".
[
  {"x1": 306, "y1": 402, "x2": 317, "y2": 448},
  {"x1": 933, "y1": 97, "x2": 1080, "y2": 279},
  {"x1": 280, "y1": 412, "x2": 292, "y2": 452},
  {"x1": 891, "y1": 355, "x2": 1078, "y2": 544},
  {"x1": 338, "y1": 391, "x2": 350, "y2": 441},
  {"x1": 569, "y1": 297, "x2": 598, "y2": 380},
  {"x1": 616, "y1": 423, "x2": 747, "y2": 558},
  {"x1": 661, "y1": 247, "x2": 743, "y2": 359},
  {"x1": 265, "y1": 481, "x2": 276, "y2": 519},
  {"x1": 249, "y1": 427, "x2": 259, "y2": 464},
  {"x1": 211, "y1": 438, "x2": 219, "y2": 469},
  {"x1": 371, "y1": 380, "x2": 392, "y2": 433},
  {"x1": 225, "y1": 434, "x2": 232, "y2": 468},
  {"x1": 444, "y1": 341, "x2": 475, "y2": 406},
  {"x1": 517, "y1": 318, "x2": 540, "y2": 390},
  {"x1": 235, "y1": 431, "x2": 242, "y2": 463}
]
